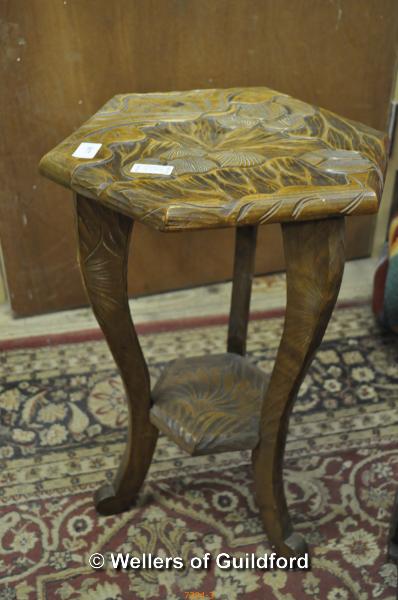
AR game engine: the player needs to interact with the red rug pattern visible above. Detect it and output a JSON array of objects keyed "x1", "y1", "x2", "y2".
[{"x1": 0, "y1": 305, "x2": 397, "y2": 599}]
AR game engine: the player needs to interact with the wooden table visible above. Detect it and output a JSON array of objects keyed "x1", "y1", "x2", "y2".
[{"x1": 39, "y1": 87, "x2": 387, "y2": 558}]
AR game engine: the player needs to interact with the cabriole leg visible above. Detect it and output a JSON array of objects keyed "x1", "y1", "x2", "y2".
[
  {"x1": 252, "y1": 218, "x2": 345, "y2": 557},
  {"x1": 75, "y1": 194, "x2": 158, "y2": 515}
]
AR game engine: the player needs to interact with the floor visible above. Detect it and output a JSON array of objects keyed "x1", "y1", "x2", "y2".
[
  {"x1": 1, "y1": 284, "x2": 396, "y2": 598},
  {"x1": 0, "y1": 258, "x2": 377, "y2": 341}
]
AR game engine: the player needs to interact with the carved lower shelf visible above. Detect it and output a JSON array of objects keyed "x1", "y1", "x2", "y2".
[{"x1": 150, "y1": 353, "x2": 269, "y2": 456}]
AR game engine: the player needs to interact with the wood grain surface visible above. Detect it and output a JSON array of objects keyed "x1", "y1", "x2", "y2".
[
  {"x1": 75, "y1": 193, "x2": 158, "y2": 515},
  {"x1": 1, "y1": 0, "x2": 396, "y2": 314},
  {"x1": 40, "y1": 87, "x2": 388, "y2": 230},
  {"x1": 150, "y1": 353, "x2": 269, "y2": 455},
  {"x1": 228, "y1": 225, "x2": 258, "y2": 355},
  {"x1": 252, "y1": 217, "x2": 345, "y2": 557}
]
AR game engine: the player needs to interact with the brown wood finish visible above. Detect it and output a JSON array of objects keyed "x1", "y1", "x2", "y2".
[
  {"x1": 74, "y1": 198, "x2": 347, "y2": 556},
  {"x1": 228, "y1": 225, "x2": 258, "y2": 355},
  {"x1": 75, "y1": 193, "x2": 158, "y2": 515},
  {"x1": 252, "y1": 218, "x2": 345, "y2": 557},
  {"x1": 39, "y1": 74, "x2": 387, "y2": 555},
  {"x1": 1, "y1": 0, "x2": 397, "y2": 315},
  {"x1": 39, "y1": 87, "x2": 387, "y2": 229},
  {"x1": 150, "y1": 353, "x2": 269, "y2": 455}
]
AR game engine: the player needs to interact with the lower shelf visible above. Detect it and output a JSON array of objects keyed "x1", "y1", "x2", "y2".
[{"x1": 150, "y1": 352, "x2": 269, "y2": 456}]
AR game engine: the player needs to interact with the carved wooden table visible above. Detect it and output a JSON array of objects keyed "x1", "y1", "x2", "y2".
[{"x1": 39, "y1": 87, "x2": 387, "y2": 558}]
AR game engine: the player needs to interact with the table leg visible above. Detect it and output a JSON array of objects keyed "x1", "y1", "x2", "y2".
[
  {"x1": 252, "y1": 218, "x2": 345, "y2": 557},
  {"x1": 75, "y1": 194, "x2": 158, "y2": 515},
  {"x1": 228, "y1": 225, "x2": 258, "y2": 355}
]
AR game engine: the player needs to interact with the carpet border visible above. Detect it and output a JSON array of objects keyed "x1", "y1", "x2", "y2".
[{"x1": 0, "y1": 299, "x2": 369, "y2": 351}]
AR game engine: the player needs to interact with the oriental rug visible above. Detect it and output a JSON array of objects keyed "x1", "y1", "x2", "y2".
[{"x1": 0, "y1": 304, "x2": 397, "y2": 599}]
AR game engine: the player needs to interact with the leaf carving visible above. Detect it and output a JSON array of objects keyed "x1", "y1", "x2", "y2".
[
  {"x1": 169, "y1": 157, "x2": 218, "y2": 174},
  {"x1": 210, "y1": 150, "x2": 265, "y2": 168}
]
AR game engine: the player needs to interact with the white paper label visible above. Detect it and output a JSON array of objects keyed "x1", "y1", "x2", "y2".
[
  {"x1": 72, "y1": 142, "x2": 102, "y2": 159},
  {"x1": 131, "y1": 163, "x2": 174, "y2": 176}
]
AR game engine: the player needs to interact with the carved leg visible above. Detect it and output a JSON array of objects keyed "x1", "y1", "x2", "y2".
[
  {"x1": 252, "y1": 218, "x2": 345, "y2": 557},
  {"x1": 228, "y1": 225, "x2": 258, "y2": 355},
  {"x1": 75, "y1": 194, "x2": 158, "y2": 515}
]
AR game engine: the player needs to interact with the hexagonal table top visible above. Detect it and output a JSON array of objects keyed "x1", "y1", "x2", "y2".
[{"x1": 39, "y1": 87, "x2": 388, "y2": 231}]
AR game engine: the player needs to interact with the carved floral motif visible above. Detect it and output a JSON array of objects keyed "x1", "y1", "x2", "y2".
[{"x1": 39, "y1": 87, "x2": 387, "y2": 230}]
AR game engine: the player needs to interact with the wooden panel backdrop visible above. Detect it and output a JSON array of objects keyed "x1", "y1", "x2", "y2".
[{"x1": 0, "y1": 0, "x2": 397, "y2": 316}]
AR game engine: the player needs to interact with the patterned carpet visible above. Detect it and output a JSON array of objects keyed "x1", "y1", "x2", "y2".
[{"x1": 1, "y1": 304, "x2": 398, "y2": 599}]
